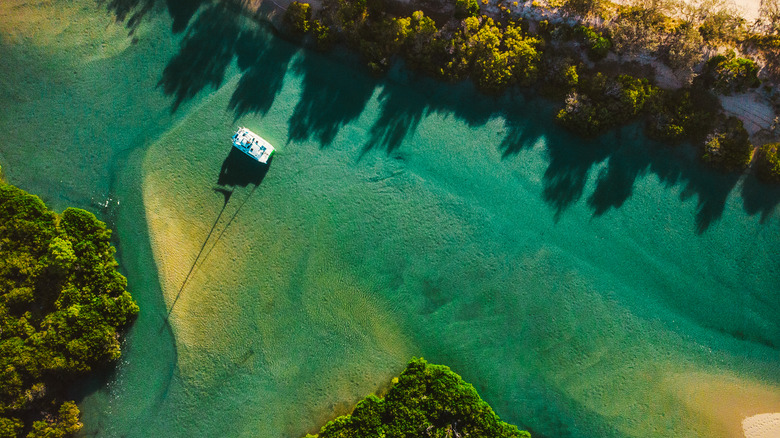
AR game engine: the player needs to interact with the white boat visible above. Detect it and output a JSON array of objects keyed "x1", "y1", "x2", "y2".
[{"x1": 231, "y1": 127, "x2": 275, "y2": 164}]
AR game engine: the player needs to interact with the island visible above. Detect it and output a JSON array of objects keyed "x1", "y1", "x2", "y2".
[
  {"x1": 0, "y1": 172, "x2": 139, "y2": 438},
  {"x1": 305, "y1": 358, "x2": 530, "y2": 438}
]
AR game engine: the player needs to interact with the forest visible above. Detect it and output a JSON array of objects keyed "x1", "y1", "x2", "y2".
[
  {"x1": 0, "y1": 176, "x2": 138, "y2": 438},
  {"x1": 305, "y1": 358, "x2": 531, "y2": 438}
]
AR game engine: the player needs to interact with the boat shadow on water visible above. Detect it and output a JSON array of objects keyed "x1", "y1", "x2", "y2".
[{"x1": 217, "y1": 146, "x2": 271, "y2": 188}]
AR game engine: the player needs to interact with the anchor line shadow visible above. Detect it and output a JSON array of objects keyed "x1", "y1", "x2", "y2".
[
  {"x1": 163, "y1": 150, "x2": 271, "y2": 321},
  {"x1": 164, "y1": 187, "x2": 233, "y2": 321},
  {"x1": 187, "y1": 183, "x2": 259, "y2": 287}
]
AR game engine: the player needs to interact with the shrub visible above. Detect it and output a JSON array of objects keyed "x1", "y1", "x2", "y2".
[
  {"x1": 556, "y1": 73, "x2": 660, "y2": 136},
  {"x1": 284, "y1": 2, "x2": 312, "y2": 35},
  {"x1": 310, "y1": 19, "x2": 336, "y2": 50},
  {"x1": 705, "y1": 51, "x2": 761, "y2": 94},
  {"x1": 755, "y1": 143, "x2": 780, "y2": 182},
  {"x1": 454, "y1": 0, "x2": 480, "y2": 19},
  {"x1": 701, "y1": 116, "x2": 753, "y2": 171},
  {"x1": 647, "y1": 86, "x2": 720, "y2": 142},
  {"x1": 0, "y1": 182, "x2": 138, "y2": 437},
  {"x1": 575, "y1": 25, "x2": 611, "y2": 60}
]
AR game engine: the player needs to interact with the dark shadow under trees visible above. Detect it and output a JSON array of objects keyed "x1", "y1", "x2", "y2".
[
  {"x1": 229, "y1": 27, "x2": 297, "y2": 118},
  {"x1": 157, "y1": 3, "x2": 242, "y2": 112},
  {"x1": 119, "y1": 0, "x2": 776, "y2": 232},
  {"x1": 287, "y1": 51, "x2": 376, "y2": 146}
]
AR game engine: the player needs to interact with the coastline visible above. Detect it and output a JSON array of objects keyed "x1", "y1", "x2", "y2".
[{"x1": 236, "y1": 0, "x2": 779, "y2": 151}]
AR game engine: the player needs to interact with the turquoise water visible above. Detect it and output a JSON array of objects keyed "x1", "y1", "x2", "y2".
[{"x1": 1, "y1": 1, "x2": 779, "y2": 437}]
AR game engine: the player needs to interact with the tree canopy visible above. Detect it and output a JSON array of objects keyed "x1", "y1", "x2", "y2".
[
  {"x1": 306, "y1": 358, "x2": 531, "y2": 438},
  {"x1": 0, "y1": 181, "x2": 138, "y2": 438}
]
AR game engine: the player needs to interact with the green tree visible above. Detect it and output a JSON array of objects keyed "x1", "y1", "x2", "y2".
[
  {"x1": 307, "y1": 358, "x2": 531, "y2": 438},
  {"x1": 454, "y1": 0, "x2": 480, "y2": 19},
  {"x1": 702, "y1": 116, "x2": 752, "y2": 170},
  {"x1": 755, "y1": 142, "x2": 780, "y2": 182},
  {"x1": 284, "y1": 2, "x2": 312, "y2": 35},
  {"x1": 0, "y1": 181, "x2": 138, "y2": 437},
  {"x1": 705, "y1": 51, "x2": 760, "y2": 94}
]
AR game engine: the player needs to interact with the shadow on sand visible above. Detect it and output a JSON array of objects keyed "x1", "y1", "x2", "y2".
[{"x1": 165, "y1": 149, "x2": 271, "y2": 319}]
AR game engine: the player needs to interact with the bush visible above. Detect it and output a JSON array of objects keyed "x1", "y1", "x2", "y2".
[
  {"x1": 310, "y1": 19, "x2": 336, "y2": 50},
  {"x1": 575, "y1": 26, "x2": 611, "y2": 60},
  {"x1": 647, "y1": 86, "x2": 720, "y2": 142},
  {"x1": 705, "y1": 51, "x2": 761, "y2": 94},
  {"x1": 556, "y1": 73, "x2": 660, "y2": 136},
  {"x1": 755, "y1": 143, "x2": 780, "y2": 182},
  {"x1": 701, "y1": 116, "x2": 753, "y2": 171},
  {"x1": 284, "y1": 2, "x2": 312, "y2": 35},
  {"x1": 454, "y1": 0, "x2": 480, "y2": 19}
]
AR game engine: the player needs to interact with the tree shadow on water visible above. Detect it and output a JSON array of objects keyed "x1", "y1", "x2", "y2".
[
  {"x1": 166, "y1": 0, "x2": 205, "y2": 33},
  {"x1": 287, "y1": 52, "x2": 376, "y2": 146},
  {"x1": 495, "y1": 92, "x2": 552, "y2": 157},
  {"x1": 540, "y1": 132, "x2": 617, "y2": 221},
  {"x1": 741, "y1": 173, "x2": 780, "y2": 223},
  {"x1": 100, "y1": 0, "x2": 202, "y2": 35},
  {"x1": 99, "y1": 0, "x2": 155, "y2": 34},
  {"x1": 360, "y1": 84, "x2": 429, "y2": 156},
  {"x1": 645, "y1": 144, "x2": 741, "y2": 234},
  {"x1": 157, "y1": 3, "x2": 242, "y2": 112},
  {"x1": 228, "y1": 27, "x2": 296, "y2": 119},
  {"x1": 516, "y1": 118, "x2": 743, "y2": 232}
]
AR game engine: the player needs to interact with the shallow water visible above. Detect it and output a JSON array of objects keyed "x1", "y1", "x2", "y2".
[{"x1": 1, "y1": 1, "x2": 779, "y2": 438}]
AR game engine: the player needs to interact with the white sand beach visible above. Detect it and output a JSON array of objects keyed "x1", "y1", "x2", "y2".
[{"x1": 743, "y1": 413, "x2": 780, "y2": 438}]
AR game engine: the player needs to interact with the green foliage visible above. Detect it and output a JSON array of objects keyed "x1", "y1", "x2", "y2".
[
  {"x1": 308, "y1": 358, "x2": 530, "y2": 438},
  {"x1": 698, "y1": 9, "x2": 745, "y2": 44},
  {"x1": 442, "y1": 17, "x2": 541, "y2": 92},
  {"x1": 575, "y1": 26, "x2": 611, "y2": 60},
  {"x1": 454, "y1": 0, "x2": 480, "y2": 20},
  {"x1": 745, "y1": 34, "x2": 780, "y2": 81},
  {"x1": 701, "y1": 116, "x2": 753, "y2": 171},
  {"x1": 400, "y1": 11, "x2": 441, "y2": 74},
  {"x1": 705, "y1": 51, "x2": 760, "y2": 94},
  {"x1": 358, "y1": 17, "x2": 412, "y2": 73},
  {"x1": 755, "y1": 143, "x2": 780, "y2": 182},
  {"x1": 305, "y1": 1, "x2": 540, "y2": 90},
  {"x1": 663, "y1": 22, "x2": 703, "y2": 73},
  {"x1": 0, "y1": 418, "x2": 23, "y2": 438},
  {"x1": 285, "y1": 2, "x2": 313, "y2": 35},
  {"x1": 310, "y1": 19, "x2": 336, "y2": 51},
  {"x1": 27, "y1": 402, "x2": 81, "y2": 438},
  {"x1": 647, "y1": 86, "x2": 720, "y2": 142},
  {"x1": 556, "y1": 74, "x2": 660, "y2": 136},
  {"x1": 0, "y1": 182, "x2": 138, "y2": 437}
]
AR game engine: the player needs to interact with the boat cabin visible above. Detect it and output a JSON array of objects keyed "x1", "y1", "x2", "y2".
[{"x1": 231, "y1": 127, "x2": 275, "y2": 164}]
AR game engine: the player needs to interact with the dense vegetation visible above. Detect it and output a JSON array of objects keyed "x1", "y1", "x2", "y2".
[
  {"x1": 284, "y1": 0, "x2": 780, "y2": 180},
  {"x1": 0, "y1": 178, "x2": 138, "y2": 438},
  {"x1": 755, "y1": 142, "x2": 780, "y2": 182},
  {"x1": 305, "y1": 358, "x2": 530, "y2": 438}
]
